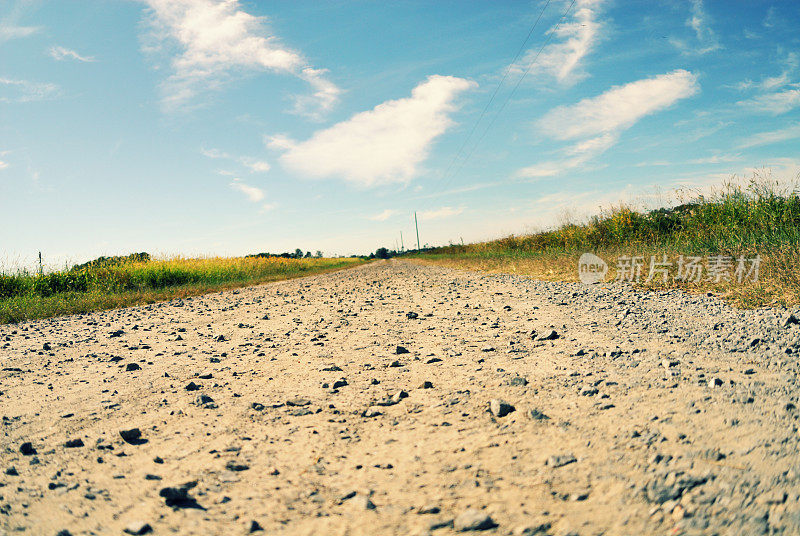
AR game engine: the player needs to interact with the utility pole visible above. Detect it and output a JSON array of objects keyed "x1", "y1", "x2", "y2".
[
  {"x1": 400, "y1": 231, "x2": 404, "y2": 252},
  {"x1": 414, "y1": 212, "x2": 420, "y2": 251},
  {"x1": 38, "y1": 251, "x2": 43, "y2": 276}
]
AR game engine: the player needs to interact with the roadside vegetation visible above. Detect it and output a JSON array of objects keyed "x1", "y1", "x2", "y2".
[
  {"x1": 411, "y1": 176, "x2": 800, "y2": 308},
  {"x1": 0, "y1": 254, "x2": 367, "y2": 324}
]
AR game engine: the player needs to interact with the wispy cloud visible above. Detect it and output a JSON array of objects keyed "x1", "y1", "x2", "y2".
[
  {"x1": 419, "y1": 206, "x2": 464, "y2": 220},
  {"x1": 0, "y1": 160, "x2": 8, "y2": 170},
  {"x1": 670, "y1": 0, "x2": 721, "y2": 55},
  {"x1": 230, "y1": 178, "x2": 265, "y2": 202},
  {"x1": 48, "y1": 46, "x2": 95, "y2": 63},
  {"x1": 537, "y1": 70, "x2": 699, "y2": 140},
  {"x1": 141, "y1": 0, "x2": 340, "y2": 116},
  {"x1": 738, "y1": 123, "x2": 800, "y2": 149},
  {"x1": 0, "y1": 23, "x2": 39, "y2": 42},
  {"x1": 512, "y1": 0, "x2": 605, "y2": 86},
  {"x1": 269, "y1": 75, "x2": 476, "y2": 187},
  {"x1": 201, "y1": 148, "x2": 270, "y2": 173},
  {"x1": 0, "y1": 77, "x2": 60, "y2": 103},
  {"x1": 738, "y1": 89, "x2": 800, "y2": 115},
  {"x1": 368, "y1": 209, "x2": 399, "y2": 221},
  {"x1": 518, "y1": 70, "x2": 699, "y2": 178}
]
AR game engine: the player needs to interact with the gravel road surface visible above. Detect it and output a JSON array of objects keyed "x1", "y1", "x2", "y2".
[{"x1": 3, "y1": 260, "x2": 800, "y2": 536}]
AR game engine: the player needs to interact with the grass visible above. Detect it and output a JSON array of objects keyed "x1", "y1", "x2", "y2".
[
  {"x1": 0, "y1": 255, "x2": 368, "y2": 324},
  {"x1": 411, "y1": 176, "x2": 800, "y2": 308}
]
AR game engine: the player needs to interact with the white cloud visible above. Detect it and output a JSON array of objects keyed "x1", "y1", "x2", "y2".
[
  {"x1": 0, "y1": 77, "x2": 60, "y2": 103},
  {"x1": 230, "y1": 178, "x2": 264, "y2": 202},
  {"x1": 512, "y1": 0, "x2": 604, "y2": 86},
  {"x1": 368, "y1": 209, "x2": 399, "y2": 221},
  {"x1": 0, "y1": 160, "x2": 8, "y2": 170},
  {"x1": 738, "y1": 123, "x2": 800, "y2": 149},
  {"x1": 141, "y1": 0, "x2": 340, "y2": 116},
  {"x1": 537, "y1": 70, "x2": 699, "y2": 140},
  {"x1": 270, "y1": 75, "x2": 476, "y2": 187},
  {"x1": 202, "y1": 148, "x2": 270, "y2": 173},
  {"x1": 517, "y1": 133, "x2": 617, "y2": 178},
  {"x1": 670, "y1": 0, "x2": 721, "y2": 55},
  {"x1": 0, "y1": 23, "x2": 39, "y2": 42},
  {"x1": 419, "y1": 206, "x2": 464, "y2": 220},
  {"x1": 48, "y1": 46, "x2": 95, "y2": 62},
  {"x1": 687, "y1": 154, "x2": 742, "y2": 164},
  {"x1": 243, "y1": 160, "x2": 270, "y2": 173},
  {"x1": 738, "y1": 89, "x2": 800, "y2": 115},
  {"x1": 518, "y1": 70, "x2": 698, "y2": 178}
]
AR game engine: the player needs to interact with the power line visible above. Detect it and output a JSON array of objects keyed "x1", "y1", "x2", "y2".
[
  {"x1": 429, "y1": 0, "x2": 578, "y2": 202},
  {"x1": 427, "y1": 0, "x2": 554, "y2": 196}
]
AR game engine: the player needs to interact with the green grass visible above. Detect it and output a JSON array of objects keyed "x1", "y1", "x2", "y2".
[
  {"x1": 411, "y1": 177, "x2": 800, "y2": 308},
  {"x1": 0, "y1": 255, "x2": 368, "y2": 324}
]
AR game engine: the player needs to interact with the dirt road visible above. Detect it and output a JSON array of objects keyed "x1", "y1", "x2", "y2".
[{"x1": 2, "y1": 260, "x2": 800, "y2": 535}]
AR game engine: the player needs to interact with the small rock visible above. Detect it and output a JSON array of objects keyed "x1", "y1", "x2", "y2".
[
  {"x1": 194, "y1": 394, "x2": 217, "y2": 408},
  {"x1": 783, "y1": 313, "x2": 799, "y2": 328},
  {"x1": 43, "y1": 342, "x2": 52, "y2": 351},
  {"x1": 64, "y1": 438, "x2": 84, "y2": 448},
  {"x1": 418, "y1": 504, "x2": 441, "y2": 514},
  {"x1": 395, "y1": 345, "x2": 410, "y2": 354},
  {"x1": 20, "y1": 442, "x2": 36, "y2": 455},
  {"x1": 5, "y1": 466, "x2": 18, "y2": 476},
  {"x1": 332, "y1": 379, "x2": 348, "y2": 389},
  {"x1": 406, "y1": 312, "x2": 419, "y2": 319},
  {"x1": 453, "y1": 509, "x2": 497, "y2": 531},
  {"x1": 546, "y1": 454, "x2": 576, "y2": 468},
  {"x1": 527, "y1": 408, "x2": 550, "y2": 421},
  {"x1": 389, "y1": 360, "x2": 403, "y2": 367},
  {"x1": 351, "y1": 495, "x2": 376, "y2": 510},
  {"x1": 509, "y1": 376, "x2": 528, "y2": 386},
  {"x1": 185, "y1": 381, "x2": 201, "y2": 391},
  {"x1": 126, "y1": 363, "x2": 141, "y2": 371},
  {"x1": 538, "y1": 330, "x2": 559, "y2": 341},
  {"x1": 362, "y1": 407, "x2": 383, "y2": 418},
  {"x1": 489, "y1": 398, "x2": 515, "y2": 418},
  {"x1": 248, "y1": 520, "x2": 264, "y2": 532},
  {"x1": 419, "y1": 381, "x2": 434, "y2": 389},
  {"x1": 286, "y1": 397, "x2": 311, "y2": 406},
  {"x1": 123, "y1": 521, "x2": 153, "y2": 535},
  {"x1": 225, "y1": 461, "x2": 250, "y2": 472},
  {"x1": 119, "y1": 428, "x2": 143, "y2": 444}
]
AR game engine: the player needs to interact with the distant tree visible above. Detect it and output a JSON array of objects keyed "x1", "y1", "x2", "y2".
[
  {"x1": 375, "y1": 247, "x2": 390, "y2": 259},
  {"x1": 294, "y1": 248, "x2": 303, "y2": 259},
  {"x1": 315, "y1": 250, "x2": 323, "y2": 258},
  {"x1": 304, "y1": 251, "x2": 312, "y2": 258}
]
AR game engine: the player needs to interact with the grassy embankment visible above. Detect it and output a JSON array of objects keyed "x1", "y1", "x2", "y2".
[
  {"x1": 412, "y1": 179, "x2": 800, "y2": 308},
  {"x1": 0, "y1": 255, "x2": 368, "y2": 324}
]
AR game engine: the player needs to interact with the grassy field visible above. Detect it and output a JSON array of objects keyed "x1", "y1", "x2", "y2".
[
  {"x1": 0, "y1": 255, "x2": 368, "y2": 324},
  {"x1": 411, "y1": 178, "x2": 800, "y2": 308}
]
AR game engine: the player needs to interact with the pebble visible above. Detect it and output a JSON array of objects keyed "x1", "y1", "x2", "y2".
[
  {"x1": 119, "y1": 428, "x2": 143, "y2": 444},
  {"x1": 123, "y1": 521, "x2": 153, "y2": 535},
  {"x1": 453, "y1": 509, "x2": 497, "y2": 531},
  {"x1": 489, "y1": 398, "x2": 515, "y2": 417},
  {"x1": 538, "y1": 330, "x2": 559, "y2": 341},
  {"x1": 20, "y1": 441, "x2": 36, "y2": 455},
  {"x1": 126, "y1": 363, "x2": 141, "y2": 371},
  {"x1": 64, "y1": 438, "x2": 84, "y2": 448},
  {"x1": 546, "y1": 454, "x2": 576, "y2": 468},
  {"x1": 396, "y1": 345, "x2": 410, "y2": 354}
]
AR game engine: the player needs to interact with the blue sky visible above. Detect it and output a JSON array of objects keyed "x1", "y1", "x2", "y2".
[{"x1": 1, "y1": 0, "x2": 799, "y2": 269}]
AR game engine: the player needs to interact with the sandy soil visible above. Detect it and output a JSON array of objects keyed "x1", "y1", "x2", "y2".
[{"x1": 2, "y1": 260, "x2": 800, "y2": 536}]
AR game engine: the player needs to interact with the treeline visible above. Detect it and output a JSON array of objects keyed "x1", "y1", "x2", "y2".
[{"x1": 247, "y1": 248, "x2": 323, "y2": 259}]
